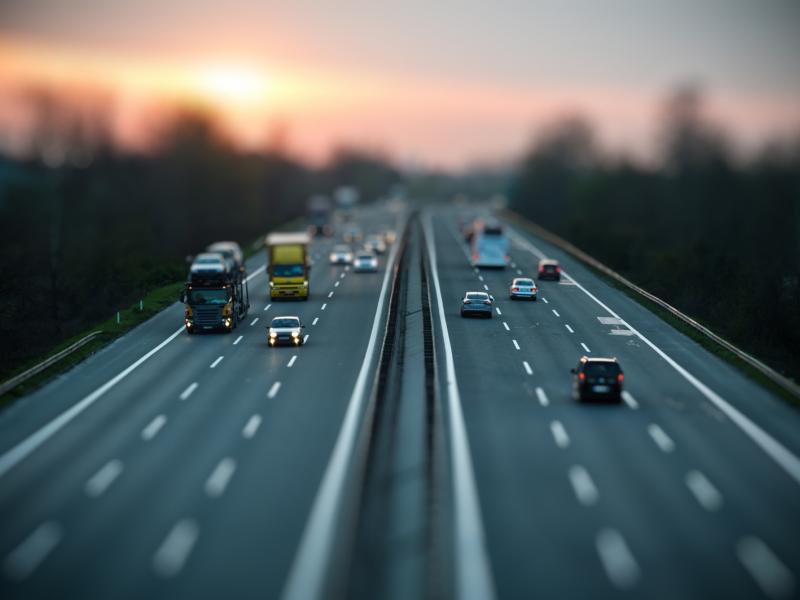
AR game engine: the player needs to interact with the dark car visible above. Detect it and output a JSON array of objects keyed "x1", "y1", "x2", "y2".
[
  {"x1": 460, "y1": 291, "x2": 494, "y2": 318},
  {"x1": 571, "y1": 356, "x2": 623, "y2": 403},
  {"x1": 538, "y1": 258, "x2": 561, "y2": 281}
]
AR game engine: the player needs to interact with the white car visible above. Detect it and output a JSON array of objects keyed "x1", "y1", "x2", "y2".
[
  {"x1": 353, "y1": 252, "x2": 379, "y2": 273},
  {"x1": 268, "y1": 316, "x2": 305, "y2": 346},
  {"x1": 364, "y1": 234, "x2": 387, "y2": 254},
  {"x1": 509, "y1": 277, "x2": 538, "y2": 300},
  {"x1": 207, "y1": 241, "x2": 243, "y2": 271},
  {"x1": 329, "y1": 244, "x2": 354, "y2": 265},
  {"x1": 190, "y1": 252, "x2": 228, "y2": 275}
]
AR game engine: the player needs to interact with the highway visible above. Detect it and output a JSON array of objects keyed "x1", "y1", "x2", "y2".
[{"x1": 0, "y1": 202, "x2": 799, "y2": 599}]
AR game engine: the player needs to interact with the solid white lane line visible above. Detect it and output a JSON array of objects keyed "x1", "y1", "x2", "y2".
[
  {"x1": 303, "y1": 334, "x2": 309, "y2": 344},
  {"x1": 233, "y1": 335, "x2": 243, "y2": 345},
  {"x1": 552, "y1": 309, "x2": 560, "y2": 317},
  {"x1": 243, "y1": 414, "x2": 262, "y2": 439},
  {"x1": 268, "y1": 382, "x2": 282, "y2": 399},
  {"x1": 648, "y1": 424, "x2": 675, "y2": 453},
  {"x1": 565, "y1": 324, "x2": 574, "y2": 333},
  {"x1": 512, "y1": 339, "x2": 520, "y2": 350},
  {"x1": 210, "y1": 355, "x2": 224, "y2": 369},
  {"x1": 152, "y1": 519, "x2": 199, "y2": 578},
  {"x1": 282, "y1": 226, "x2": 408, "y2": 600},
  {"x1": 141, "y1": 415, "x2": 167, "y2": 441},
  {"x1": 264, "y1": 303, "x2": 272, "y2": 311},
  {"x1": 550, "y1": 421, "x2": 570, "y2": 449},
  {"x1": 502, "y1": 321, "x2": 510, "y2": 331},
  {"x1": 737, "y1": 536, "x2": 795, "y2": 599},
  {"x1": 580, "y1": 342, "x2": 591, "y2": 353},
  {"x1": 205, "y1": 458, "x2": 236, "y2": 498},
  {"x1": 510, "y1": 228, "x2": 800, "y2": 488},
  {"x1": 495, "y1": 307, "x2": 502, "y2": 316},
  {"x1": 250, "y1": 317, "x2": 259, "y2": 326},
  {"x1": 483, "y1": 284, "x2": 489, "y2": 291},
  {"x1": 685, "y1": 470, "x2": 723, "y2": 511},
  {"x1": 179, "y1": 382, "x2": 198, "y2": 401},
  {"x1": 321, "y1": 303, "x2": 327, "y2": 311},
  {"x1": 312, "y1": 317, "x2": 319, "y2": 326},
  {"x1": 621, "y1": 391, "x2": 639, "y2": 409},
  {"x1": 3, "y1": 521, "x2": 62, "y2": 580},
  {"x1": 523, "y1": 361, "x2": 533, "y2": 375},
  {"x1": 0, "y1": 326, "x2": 185, "y2": 479},
  {"x1": 568, "y1": 465, "x2": 598, "y2": 506},
  {"x1": 287, "y1": 355, "x2": 297, "y2": 368},
  {"x1": 85, "y1": 459, "x2": 123, "y2": 498},
  {"x1": 541, "y1": 297, "x2": 549, "y2": 304},
  {"x1": 245, "y1": 264, "x2": 267, "y2": 282},
  {"x1": 536, "y1": 387, "x2": 549, "y2": 406},
  {"x1": 596, "y1": 528, "x2": 640, "y2": 590}
]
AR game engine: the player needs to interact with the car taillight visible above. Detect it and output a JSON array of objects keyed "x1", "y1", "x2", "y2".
[
  {"x1": 512, "y1": 287, "x2": 518, "y2": 292},
  {"x1": 555, "y1": 266, "x2": 561, "y2": 272},
  {"x1": 578, "y1": 372, "x2": 586, "y2": 381},
  {"x1": 617, "y1": 373, "x2": 624, "y2": 383},
  {"x1": 538, "y1": 268, "x2": 544, "y2": 273}
]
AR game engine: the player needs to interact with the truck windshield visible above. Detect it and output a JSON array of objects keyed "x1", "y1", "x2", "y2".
[
  {"x1": 273, "y1": 265, "x2": 305, "y2": 277},
  {"x1": 188, "y1": 289, "x2": 229, "y2": 305}
]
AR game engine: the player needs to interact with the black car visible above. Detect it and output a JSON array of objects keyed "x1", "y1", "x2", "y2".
[
  {"x1": 538, "y1": 258, "x2": 561, "y2": 281},
  {"x1": 571, "y1": 356, "x2": 623, "y2": 402},
  {"x1": 460, "y1": 291, "x2": 494, "y2": 318}
]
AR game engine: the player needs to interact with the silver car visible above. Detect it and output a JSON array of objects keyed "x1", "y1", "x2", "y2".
[
  {"x1": 268, "y1": 316, "x2": 305, "y2": 346},
  {"x1": 509, "y1": 277, "x2": 538, "y2": 300},
  {"x1": 329, "y1": 244, "x2": 354, "y2": 265},
  {"x1": 364, "y1": 234, "x2": 387, "y2": 254},
  {"x1": 460, "y1": 291, "x2": 494, "y2": 318},
  {"x1": 353, "y1": 252, "x2": 379, "y2": 273}
]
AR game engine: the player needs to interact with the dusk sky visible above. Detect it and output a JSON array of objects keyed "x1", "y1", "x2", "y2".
[{"x1": 1, "y1": 0, "x2": 799, "y2": 167}]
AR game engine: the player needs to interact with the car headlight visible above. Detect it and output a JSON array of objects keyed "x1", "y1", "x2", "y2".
[
  {"x1": 291, "y1": 329, "x2": 300, "y2": 337},
  {"x1": 269, "y1": 331, "x2": 277, "y2": 338}
]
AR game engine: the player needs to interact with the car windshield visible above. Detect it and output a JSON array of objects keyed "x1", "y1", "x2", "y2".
[
  {"x1": 195, "y1": 257, "x2": 221, "y2": 265},
  {"x1": 273, "y1": 264, "x2": 305, "y2": 277},
  {"x1": 357, "y1": 254, "x2": 373, "y2": 260},
  {"x1": 466, "y1": 293, "x2": 488, "y2": 300},
  {"x1": 516, "y1": 279, "x2": 534, "y2": 286},
  {"x1": 272, "y1": 318, "x2": 300, "y2": 328},
  {"x1": 188, "y1": 288, "x2": 229, "y2": 305},
  {"x1": 333, "y1": 246, "x2": 350, "y2": 252},
  {"x1": 583, "y1": 363, "x2": 620, "y2": 377}
]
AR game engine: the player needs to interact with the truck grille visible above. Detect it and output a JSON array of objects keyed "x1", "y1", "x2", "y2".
[{"x1": 194, "y1": 306, "x2": 222, "y2": 327}]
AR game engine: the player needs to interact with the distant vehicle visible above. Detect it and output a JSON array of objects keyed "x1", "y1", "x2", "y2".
[
  {"x1": 471, "y1": 220, "x2": 508, "y2": 268},
  {"x1": 353, "y1": 252, "x2": 379, "y2": 273},
  {"x1": 382, "y1": 230, "x2": 397, "y2": 245},
  {"x1": 509, "y1": 277, "x2": 538, "y2": 300},
  {"x1": 364, "y1": 234, "x2": 387, "y2": 254},
  {"x1": 329, "y1": 244, "x2": 354, "y2": 265},
  {"x1": 460, "y1": 291, "x2": 494, "y2": 318},
  {"x1": 268, "y1": 316, "x2": 305, "y2": 346},
  {"x1": 571, "y1": 356, "x2": 624, "y2": 403},
  {"x1": 207, "y1": 241, "x2": 244, "y2": 272},
  {"x1": 342, "y1": 224, "x2": 363, "y2": 244},
  {"x1": 538, "y1": 258, "x2": 561, "y2": 281},
  {"x1": 183, "y1": 254, "x2": 249, "y2": 333},
  {"x1": 307, "y1": 195, "x2": 333, "y2": 237},
  {"x1": 266, "y1": 232, "x2": 311, "y2": 300}
]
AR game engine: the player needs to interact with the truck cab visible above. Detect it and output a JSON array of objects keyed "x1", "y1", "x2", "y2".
[{"x1": 182, "y1": 258, "x2": 249, "y2": 333}]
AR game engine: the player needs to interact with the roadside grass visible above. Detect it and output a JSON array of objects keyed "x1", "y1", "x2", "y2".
[{"x1": 507, "y1": 213, "x2": 800, "y2": 408}]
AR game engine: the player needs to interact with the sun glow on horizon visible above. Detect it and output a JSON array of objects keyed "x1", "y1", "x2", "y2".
[{"x1": 190, "y1": 65, "x2": 271, "y2": 109}]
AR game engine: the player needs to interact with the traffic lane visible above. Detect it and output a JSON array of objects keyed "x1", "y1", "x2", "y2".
[
  {"x1": 430, "y1": 213, "x2": 782, "y2": 598},
  {"x1": 1, "y1": 243, "x2": 391, "y2": 599},
  {"x1": 506, "y1": 222, "x2": 800, "y2": 463}
]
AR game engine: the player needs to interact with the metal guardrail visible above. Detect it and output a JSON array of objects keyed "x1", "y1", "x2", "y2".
[
  {"x1": 0, "y1": 331, "x2": 103, "y2": 398},
  {"x1": 504, "y1": 210, "x2": 800, "y2": 401}
]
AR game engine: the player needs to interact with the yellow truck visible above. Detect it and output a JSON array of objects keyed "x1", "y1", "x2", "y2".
[{"x1": 266, "y1": 232, "x2": 311, "y2": 300}]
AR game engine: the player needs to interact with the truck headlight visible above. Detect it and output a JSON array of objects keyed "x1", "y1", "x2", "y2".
[
  {"x1": 269, "y1": 282, "x2": 274, "y2": 288},
  {"x1": 303, "y1": 281, "x2": 308, "y2": 287}
]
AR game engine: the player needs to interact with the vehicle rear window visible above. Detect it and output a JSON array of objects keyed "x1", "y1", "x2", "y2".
[
  {"x1": 516, "y1": 279, "x2": 534, "y2": 286},
  {"x1": 466, "y1": 293, "x2": 488, "y2": 300},
  {"x1": 583, "y1": 363, "x2": 620, "y2": 377}
]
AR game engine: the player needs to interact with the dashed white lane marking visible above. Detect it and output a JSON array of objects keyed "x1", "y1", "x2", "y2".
[
  {"x1": 536, "y1": 387, "x2": 549, "y2": 406},
  {"x1": 334, "y1": 281, "x2": 340, "y2": 288},
  {"x1": 510, "y1": 262, "x2": 517, "y2": 268},
  {"x1": 340, "y1": 272, "x2": 346, "y2": 279},
  {"x1": 550, "y1": 421, "x2": 570, "y2": 449},
  {"x1": 495, "y1": 307, "x2": 502, "y2": 316},
  {"x1": 264, "y1": 303, "x2": 272, "y2": 311},
  {"x1": 328, "y1": 291, "x2": 334, "y2": 298},
  {"x1": 516, "y1": 269, "x2": 523, "y2": 275},
  {"x1": 303, "y1": 334, "x2": 309, "y2": 344},
  {"x1": 647, "y1": 424, "x2": 675, "y2": 453},
  {"x1": 502, "y1": 321, "x2": 510, "y2": 331},
  {"x1": 205, "y1": 458, "x2": 237, "y2": 498},
  {"x1": 621, "y1": 391, "x2": 639, "y2": 409},
  {"x1": 243, "y1": 414, "x2": 262, "y2": 439},
  {"x1": 233, "y1": 335, "x2": 244, "y2": 345},
  {"x1": 541, "y1": 297, "x2": 549, "y2": 304},
  {"x1": 250, "y1": 317, "x2": 259, "y2": 326},
  {"x1": 210, "y1": 355, "x2": 224, "y2": 369},
  {"x1": 345, "y1": 265, "x2": 350, "y2": 271},
  {"x1": 85, "y1": 459, "x2": 123, "y2": 498},
  {"x1": 478, "y1": 275, "x2": 484, "y2": 282},
  {"x1": 596, "y1": 528, "x2": 640, "y2": 590},
  {"x1": 141, "y1": 415, "x2": 167, "y2": 441},
  {"x1": 3, "y1": 521, "x2": 62, "y2": 580},
  {"x1": 580, "y1": 342, "x2": 591, "y2": 353},
  {"x1": 268, "y1": 382, "x2": 282, "y2": 399},
  {"x1": 565, "y1": 324, "x2": 574, "y2": 333},
  {"x1": 179, "y1": 382, "x2": 198, "y2": 400},
  {"x1": 287, "y1": 355, "x2": 297, "y2": 368},
  {"x1": 483, "y1": 284, "x2": 489, "y2": 291},
  {"x1": 737, "y1": 536, "x2": 795, "y2": 599},
  {"x1": 685, "y1": 471, "x2": 723, "y2": 511},
  {"x1": 312, "y1": 317, "x2": 319, "y2": 326},
  {"x1": 568, "y1": 465, "x2": 598, "y2": 506},
  {"x1": 321, "y1": 303, "x2": 327, "y2": 311},
  {"x1": 552, "y1": 309, "x2": 560, "y2": 317},
  {"x1": 512, "y1": 339, "x2": 520, "y2": 350},
  {"x1": 153, "y1": 519, "x2": 199, "y2": 578},
  {"x1": 523, "y1": 361, "x2": 533, "y2": 375}
]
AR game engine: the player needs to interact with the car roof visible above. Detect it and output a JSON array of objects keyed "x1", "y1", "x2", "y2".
[
  {"x1": 272, "y1": 315, "x2": 300, "y2": 322},
  {"x1": 465, "y1": 291, "x2": 489, "y2": 296},
  {"x1": 579, "y1": 356, "x2": 618, "y2": 364},
  {"x1": 513, "y1": 277, "x2": 534, "y2": 283},
  {"x1": 539, "y1": 258, "x2": 559, "y2": 265}
]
